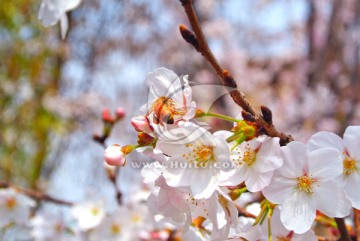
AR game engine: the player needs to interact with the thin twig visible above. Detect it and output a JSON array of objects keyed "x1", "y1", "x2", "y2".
[
  {"x1": 0, "y1": 181, "x2": 72, "y2": 206},
  {"x1": 178, "y1": 0, "x2": 293, "y2": 145}
]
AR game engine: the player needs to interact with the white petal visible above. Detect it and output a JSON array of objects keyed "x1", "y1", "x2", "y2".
[
  {"x1": 245, "y1": 170, "x2": 273, "y2": 192},
  {"x1": 344, "y1": 172, "x2": 360, "y2": 209},
  {"x1": 280, "y1": 191, "x2": 316, "y2": 234},
  {"x1": 262, "y1": 175, "x2": 297, "y2": 204},
  {"x1": 278, "y1": 142, "x2": 308, "y2": 178},
  {"x1": 344, "y1": 126, "x2": 360, "y2": 160},
  {"x1": 292, "y1": 230, "x2": 317, "y2": 241},
  {"x1": 218, "y1": 168, "x2": 246, "y2": 186},
  {"x1": 62, "y1": 0, "x2": 81, "y2": 11},
  {"x1": 313, "y1": 180, "x2": 351, "y2": 217},
  {"x1": 308, "y1": 147, "x2": 342, "y2": 180},
  {"x1": 146, "y1": 68, "x2": 179, "y2": 98},
  {"x1": 60, "y1": 14, "x2": 68, "y2": 39},
  {"x1": 191, "y1": 169, "x2": 217, "y2": 199},
  {"x1": 253, "y1": 137, "x2": 283, "y2": 173},
  {"x1": 307, "y1": 131, "x2": 344, "y2": 152}
]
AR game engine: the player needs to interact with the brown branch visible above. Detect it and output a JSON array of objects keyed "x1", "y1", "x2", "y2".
[
  {"x1": 179, "y1": 1, "x2": 351, "y2": 240},
  {"x1": 354, "y1": 209, "x2": 360, "y2": 241},
  {"x1": 0, "y1": 181, "x2": 72, "y2": 206},
  {"x1": 335, "y1": 218, "x2": 351, "y2": 241},
  {"x1": 178, "y1": 0, "x2": 293, "y2": 145}
]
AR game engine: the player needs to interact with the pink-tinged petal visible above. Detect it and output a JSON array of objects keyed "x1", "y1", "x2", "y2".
[
  {"x1": 344, "y1": 172, "x2": 360, "y2": 209},
  {"x1": 245, "y1": 170, "x2": 273, "y2": 192},
  {"x1": 191, "y1": 169, "x2": 218, "y2": 199},
  {"x1": 292, "y1": 230, "x2": 317, "y2": 241},
  {"x1": 278, "y1": 142, "x2": 308, "y2": 178},
  {"x1": 308, "y1": 147, "x2": 342, "y2": 180},
  {"x1": 308, "y1": 131, "x2": 344, "y2": 152},
  {"x1": 280, "y1": 191, "x2": 316, "y2": 234},
  {"x1": 262, "y1": 175, "x2": 297, "y2": 204},
  {"x1": 344, "y1": 126, "x2": 360, "y2": 160},
  {"x1": 313, "y1": 180, "x2": 351, "y2": 217}
]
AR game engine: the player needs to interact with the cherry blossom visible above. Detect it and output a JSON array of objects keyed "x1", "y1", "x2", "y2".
[
  {"x1": 141, "y1": 68, "x2": 196, "y2": 126},
  {"x1": 263, "y1": 141, "x2": 351, "y2": 233},
  {"x1": 71, "y1": 199, "x2": 106, "y2": 231},
  {"x1": 38, "y1": 0, "x2": 81, "y2": 38},
  {"x1": 221, "y1": 133, "x2": 283, "y2": 192},
  {"x1": 30, "y1": 211, "x2": 70, "y2": 241},
  {"x1": 156, "y1": 121, "x2": 231, "y2": 199},
  {"x1": 308, "y1": 126, "x2": 360, "y2": 209},
  {"x1": 0, "y1": 188, "x2": 35, "y2": 227}
]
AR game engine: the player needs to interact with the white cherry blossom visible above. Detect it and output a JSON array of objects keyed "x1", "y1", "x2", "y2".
[
  {"x1": 221, "y1": 133, "x2": 283, "y2": 192},
  {"x1": 71, "y1": 199, "x2": 105, "y2": 231},
  {"x1": 0, "y1": 188, "x2": 35, "y2": 227},
  {"x1": 156, "y1": 121, "x2": 231, "y2": 199},
  {"x1": 38, "y1": 0, "x2": 81, "y2": 38},
  {"x1": 308, "y1": 126, "x2": 360, "y2": 209},
  {"x1": 141, "y1": 68, "x2": 196, "y2": 126},
  {"x1": 263, "y1": 141, "x2": 351, "y2": 234}
]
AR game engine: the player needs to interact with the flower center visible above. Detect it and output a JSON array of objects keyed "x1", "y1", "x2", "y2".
[
  {"x1": 91, "y1": 207, "x2": 100, "y2": 216},
  {"x1": 183, "y1": 144, "x2": 215, "y2": 168},
  {"x1": 343, "y1": 156, "x2": 358, "y2": 176},
  {"x1": 243, "y1": 149, "x2": 257, "y2": 166},
  {"x1": 297, "y1": 175, "x2": 317, "y2": 194},
  {"x1": 151, "y1": 96, "x2": 186, "y2": 124},
  {"x1": 6, "y1": 197, "x2": 17, "y2": 210},
  {"x1": 111, "y1": 224, "x2": 121, "y2": 234}
]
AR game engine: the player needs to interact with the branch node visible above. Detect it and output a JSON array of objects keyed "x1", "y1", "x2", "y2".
[
  {"x1": 260, "y1": 105, "x2": 273, "y2": 125},
  {"x1": 179, "y1": 24, "x2": 199, "y2": 50}
]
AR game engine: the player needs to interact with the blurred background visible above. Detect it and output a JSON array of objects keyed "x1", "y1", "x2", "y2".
[{"x1": 1, "y1": 0, "x2": 360, "y2": 206}]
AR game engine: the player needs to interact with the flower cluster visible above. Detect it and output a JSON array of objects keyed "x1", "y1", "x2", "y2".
[
  {"x1": 101, "y1": 68, "x2": 359, "y2": 240},
  {"x1": 2, "y1": 68, "x2": 359, "y2": 240}
]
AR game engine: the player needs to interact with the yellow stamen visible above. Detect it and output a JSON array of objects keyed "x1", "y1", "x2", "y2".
[
  {"x1": 184, "y1": 144, "x2": 215, "y2": 167},
  {"x1": 111, "y1": 224, "x2": 121, "y2": 234},
  {"x1": 343, "y1": 156, "x2": 358, "y2": 176},
  {"x1": 297, "y1": 175, "x2": 317, "y2": 194},
  {"x1": 276, "y1": 236, "x2": 291, "y2": 241},
  {"x1": 6, "y1": 197, "x2": 17, "y2": 210},
  {"x1": 91, "y1": 207, "x2": 100, "y2": 216}
]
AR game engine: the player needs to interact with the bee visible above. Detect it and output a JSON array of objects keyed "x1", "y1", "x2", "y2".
[{"x1": 150, "y1": 96, "x2": 186, "y2": 125}]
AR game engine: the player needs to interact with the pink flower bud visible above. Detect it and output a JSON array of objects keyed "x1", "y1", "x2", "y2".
[
  {"x1": 131, "y1": 115, "x2": 154, "y2": 133},
  {"x1": 104, "y1": 144, "x2": 126, "y2": 166},
  {"x1": 102, "y1": 108, "x2": 114, "y2": 124},
  {"x1": 115, "y1": 107, "x2": 126, "y2": 119}
]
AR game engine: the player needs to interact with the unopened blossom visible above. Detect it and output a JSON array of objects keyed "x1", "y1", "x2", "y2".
[
  {"x1": 38, "y1": 0, "x2": 81, "y2": 38},
  {"x1": 115, "y1": 107, "x2": 126, "y2": 119},
  {"x1": 141, "y1": 68, "x2": 196, "y2": 125},
  {"x1": 263, "y1": 141, "x2": 351, "y2": 234},
  {"x1": 308, "y1": 126, "x2": 360, "y2": 209},
  {"x1": 156, "y1": 121, "x2": 231, "y2": 199},
  {"x1": 71, "y1": 199, "x2": 105, "y2": 231},
  {"x1": 0, "y1": 188, "x2": 35, "y2": 227},
  {"x1": 104, "y1": 144, "x2": 126, "y2": 166},
  {"x1": 131, "y1": 115, "x2": 154, "y2": 133},
  {"x1": 221, "y1": 133, "x2": 283, "y2": 192}
]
